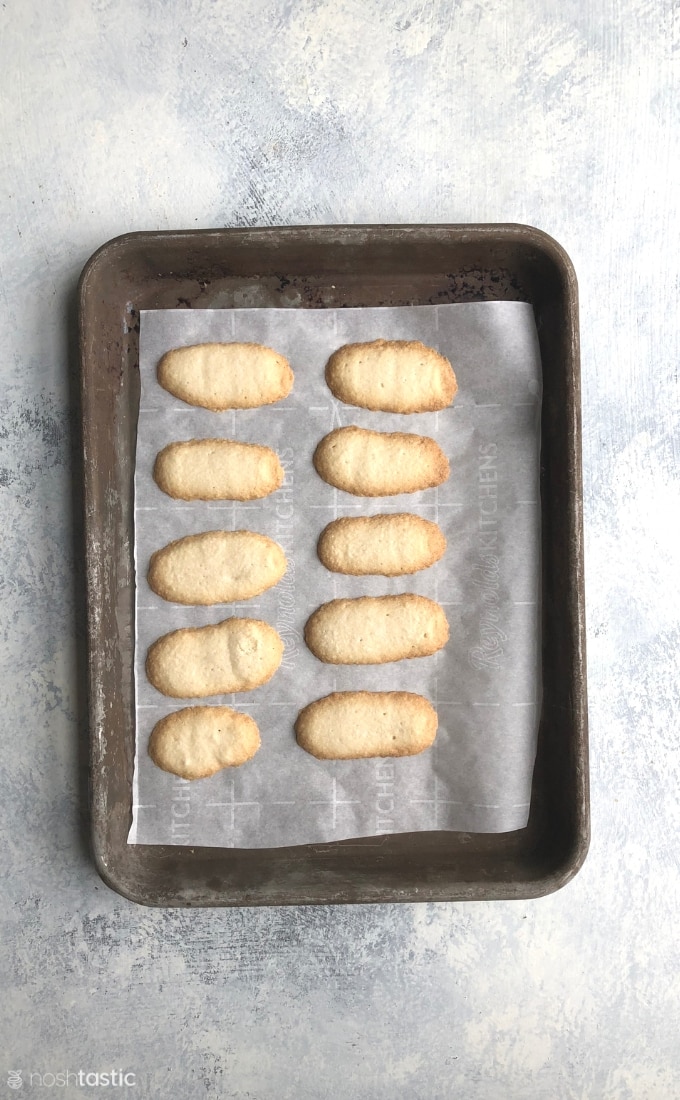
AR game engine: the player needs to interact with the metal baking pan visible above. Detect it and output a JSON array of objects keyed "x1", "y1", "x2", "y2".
[{"x1": 79, "y1": 224, "x2": 588, "y2": 906}]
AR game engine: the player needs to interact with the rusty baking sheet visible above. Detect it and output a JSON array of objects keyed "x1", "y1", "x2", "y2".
[{"x1": 78, "y1": 224, "x2": 588, "y2": 906}]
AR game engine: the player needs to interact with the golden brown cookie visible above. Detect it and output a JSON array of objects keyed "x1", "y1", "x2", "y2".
[
  {"x1": 157, "y1": 342, "x2": 294, "y2": 410},
  {"x1": 146, "y1": 618, "x2": 284, "y2": 697},
  {"x1": 325, "y1": 339, "x2": 457, "y2": 413},
  {"x1": 148, "y1": 530, "x2": 287, "y2": 605},
  {"x1": 153, "y1": 438, "x2": 284, "y2": 501},
  {"x1": 295, "y1": 691, "x2": 438, "y2": 759},
  {"x1": 312, "y1": 426, "x2": 449, "y2": 496},
  {"x1": 304, "y1": 594, "x2": 449, "y2": 664},
  {"x1": 317, "y1": 513, "x2": 446, "y2": 576},
  {"x1": 148, "y1": 706, "x2": 261, "y2": 779}
]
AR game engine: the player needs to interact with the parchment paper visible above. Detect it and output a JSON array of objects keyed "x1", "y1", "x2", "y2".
[{"x1": 128, "y1": 303, "x2": 542, "y2": 847}]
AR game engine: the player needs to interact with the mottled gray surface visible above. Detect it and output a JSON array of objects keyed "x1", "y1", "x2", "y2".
[{"x1": 1, "y1": 1, "x2": 679, "y2": 1097}]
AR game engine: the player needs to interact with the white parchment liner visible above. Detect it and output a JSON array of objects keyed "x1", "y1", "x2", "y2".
[{"x1": 128, "y1": 303, "x2": 542, "y2": 847}]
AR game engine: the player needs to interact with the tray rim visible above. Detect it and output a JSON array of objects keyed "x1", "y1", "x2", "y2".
[{"x1": 79, "y1": 221, "x2": 589, "y2": 907}]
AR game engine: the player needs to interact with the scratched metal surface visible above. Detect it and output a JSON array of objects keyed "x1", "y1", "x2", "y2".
[{"x1": 1, "y1": 1, "x2": 678, "y2": 1097}]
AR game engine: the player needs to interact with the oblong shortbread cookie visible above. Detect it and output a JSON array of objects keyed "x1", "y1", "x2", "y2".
[
  {"x1": 153, "y1": 438, "x2": 284, "y2": 501},
  {"x1": 148, "y1": 706, "x2": 261, "y2": 779},
  {"x1": 325, "y1": 339, "x2": 457, "y2": 413},
  {"x1": 313, "y1": 426, "x2": 449, "y2": 496},
  {"x1": 148, "y1": 530, "x2": 287, "y2": 605},
  {"x1": 317, "y1": 513, "x2": 446, "y2": 576},
  {"x1": 158, "y1": 342, "x2": 294, "y2": 410},
  {"x1": 304, "y1": 594, "x2": 449, "y2": 664},
  {"x1": 146, "y1": 618, "x2": 284, "y2": 697},
  {"x1": 295, "y1": 691, "x2": 438, "y2": 759}
]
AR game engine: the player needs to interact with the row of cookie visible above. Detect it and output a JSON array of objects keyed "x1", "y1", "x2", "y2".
[
  {"x1": 312, "y1": 338, "x2": 454, "y2": 662},
  {"x1": 290, "y1": 337, "x2": 456, "y2": 767},
  {"x1": 146, "y1": 592, "x2": 449, "y2": 693},
  {"x1": 151, "y1": 425, "x2": 450, "y2": 504},
  {"x1": 147, "y1": 509, "x2": 447, "y2": 606},
  {"x1": 144, "y1": 345, "x2": 292, "y2": 784},
  {"x1": 157, "y1": 338, "x2": 456, "y2": 415},
  {"x1": 149, "y1": 691, "x2": 438, "y2": 779}
]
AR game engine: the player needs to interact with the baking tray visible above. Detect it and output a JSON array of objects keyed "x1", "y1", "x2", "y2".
[{"x1": 79, "y1": 224, "x2": 588, "y2": 906}]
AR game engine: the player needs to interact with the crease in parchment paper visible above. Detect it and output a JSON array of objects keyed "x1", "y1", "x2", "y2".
[{"x1": 128, "y1": 303, "x2": 542, "y2": 847}]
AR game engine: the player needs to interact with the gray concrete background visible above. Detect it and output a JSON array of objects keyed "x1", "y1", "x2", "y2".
[{"x1": 1, "y1": 1, "x2": 679, "y2": 1097}]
